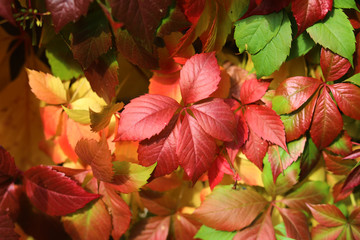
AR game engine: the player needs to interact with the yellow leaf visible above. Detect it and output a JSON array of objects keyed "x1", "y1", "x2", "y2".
[
  {"x1": 62, "y1": 106, "x2": 91, "y2": 124},
  {"x1": 90, "y1": 102, "x2": 123, "y2": 132}
]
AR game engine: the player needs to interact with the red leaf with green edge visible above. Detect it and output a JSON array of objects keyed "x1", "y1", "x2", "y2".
[
  {"x1": 208, "y1": 155, "x2": 233, "y2": 190},
  {"x1": 300, "y1": 137, "x2": 320, "y2": 179},
  {"x1": 62, "y1": 199, "x2": 112, "y2": 240},
  {"x1": 115, "y1": 94, "x2": 181, "y2": 141},
  {"x1": 273, "y1": 76, "x2": 321, "y2": 114},
  {"x1": 129, "y1": 216, "x2": 171, "y2": 240},
  {"x1": 177, "y1": 113, "x2": 217, "y2": 183},
  {"x1": 268, "y1": 137, "x2": 306, "y2": 182},
  {"x1": 277, "y1": 207, "x2": 311, "y2": 240},
  {"x1": 321, "y1": 48, "x2": 351, "y2": 82},
  {"x1": 110, "y1": 0, "x2": 172, "y2": 43},
  {"x1": 310, "y1": 87, "x2": 343, "y2": 149},
  {"x1": 311, "y1": 225, "x2": 344, "y2": 240},
  {"x1": 138, "y1": 115, "x2": 179, "y2": 178},
  {"x1": 342, "y1": 165, "x2": 360, "y2": 191},
  {"x1": 282, "y1": 181, "x2": 328, "y2": 213},
  {"x1": 180, "y1": 52, "x2": 221, "y2": 104},
  {"x1": 190, "y1": 98, "x2": 236, "y2": 141},
  {"x1": 84, "y1": 50, "x2": 119, "y2": 104},
  {"x1": 193, "y1": 186, "x2": 268, "y2": 231},
  {"x1": 350, "y1": 207, "x2": 360, "y2": 225},
  {"x1": 233, "y1": 209, "x2": 275, "y2": 240},
  {"x1": 75, "y1": 138, "x2": 114, "y2": 182},
  {"x1": 322, "y1": 151, "x2": 356, "y2": 175},
  {"x1": 240, "y1": 78, "x2": 270, "y2": 105},
  {"x1": 329, "y1": 83, "x2": 360, "y2": 120},
  {"x1": 46, "y1": 0, "x2": 92, "y2": 32},
  {"x1": 243, "y1": 130, "x2": 268, "y2": 170},
  {"x1": 24, "y1": 166, "x2": 100, "y2": 216},
  {"x1": 245, "y1": 104, "x2": 288, "y2": 152},
  {"x1": 326, "y1": 131, "x2": 352, "y2": 156},
  {"x1": 333, "y1": 180, "x2": 352, "y2": 203},
  {"x1": 307, "y1": 204, "x2": 347, "y2": 227},
  {"x1": 0, "y1": 0, "x2": 15, "y2": 25},
  {"x1": 101, "y1": 185, "x2": 131, "y2": 239},
  {"x1": 0, "y1": 211, "x2": 19, "y2": 240},
  {"x1": 105, "y1": 161, "x2": 156, "y2": 193},
  {"x1": 291, "y1": 0, "x2": 332, "y2": 35},
  {"x1": 0, "y1": 147, "x2": 19, "y2": 195},
  {"x1": 173, "y1": 213, "x2": 201, "y2": 240},
  {"x1": 281, "y1": 90, "x2": 318, "y2": 142}
]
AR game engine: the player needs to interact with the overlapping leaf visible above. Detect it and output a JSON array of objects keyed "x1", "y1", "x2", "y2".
[
  {"x1": 329, "y1": 83, "x2": 360, "y2": 120},
  {"x1": 277, "y1": 207, "x2": 311, "y2": 240},
  {"x1": 320, "y1": 48, "x2": 351, "y2": 82}
]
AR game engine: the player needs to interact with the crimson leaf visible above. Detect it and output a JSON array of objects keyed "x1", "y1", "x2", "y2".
[
  {"x1": 243, "y1": 130, "x2": 268, "y2": 170},
  {"x1": 320, "y1": 48, "x2": 351, "y2": 82},
  {"x1": 0, "y1": 146, "x2": 18, "y2": 196},
  {"x1": 342, "y1": 165, "x2": 360, "y2": 191},
  {"x1": 240, "y1": 78, "x2": 270, "y2": 105},
  {"x1": 329, "y1": 83, "x2": 360, "y2": 120},
  {"x1": 277, "y1": 207, "x2": 311, "y2": 240},
  {"x1": 0, "y1": 211, "x2": 19, "y2": 240}
]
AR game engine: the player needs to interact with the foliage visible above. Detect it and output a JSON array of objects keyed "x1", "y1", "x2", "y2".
[{"x1": 0, "y1": 0, "x2": 360, "y2": 239}]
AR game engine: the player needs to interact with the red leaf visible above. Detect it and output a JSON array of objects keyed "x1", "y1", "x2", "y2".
[
  {"x1": 0, "y1": 0, "x2": 15, "y2": 25},
  {"x1": 332, "y1": 180, "x2": 352, "y2": 203},
  {"x1": 130, "y1": 216, "x2": 170, "y2": 240},
  {"x1": 24, "y1": 166, "x2": 100, "y2": 216},
  {"x1": 311, "y1": 225, "x2": 344, "y2": 240},
  {"x1": 140, "y1": 190, "x2": 176, "y2": 216},
  {"x1": 179, "y1": 0, "x2": 206, "y2": 24},
  {"x1": 0, "y1": 211, "x2": 19, "y2": 240},
  {"x1": 329, "y1": 83, "x2": 360, "y2": 120},
  {"x1": 149, "y1": 71, "x2": 181, "y2": 103},
  {"x1": 193, "y1": 187, "x2": 268, "y2": 231},
  {"x1": 277, "y1": 207, "x2": 311, "y2": 240},
  {"x1": 273, "y1": 76, "x2": 321, "y2": 114},
  {"x1": 208, "y1": 155, "x2": 233, "y2": 190},
  {"x1": 342, "y1": 165, "x2": 360, "y2": 191},
  {"x1": 326, "y1": 131, "x2": 353, "y2": 157},
  {"x1": 40, "y1": 106, "x2": 62, "y2": 140},
  {"x1": 291, "y1": 0, "x2": 332, "y2": 35},
  {"x1": 115, "y1": 94, "x2": 180, "y2": 141},
  {"x1": 240, "y1": 78, "x2": 270, "y2": 105},
  {"x1": 0, "y1": 183, "x2": 22, "y2": 220},
  {"x1": 75, "y1": 138, "x2": 114, "y2": 182},
  {"x1": 322, "y1": 151, "x2": 356, "y2": 175},
  {"x1": 177, "y1": 113, "x2": 216, "y2": 183},
  {"x1": 320, "y1": 48, "x2": 351, "y2": 82},
  {"x1": 350, "y1": 207, "x2": 360, "y2": 225},
  {"x1": 0, "y1": 147, "x2": 19, "y2": 194},
  {"x1": 180, "y1": 52, "x2": 221, "y2": 104},
  {"x1": 173, "y1": 213, "x2": 201, "y2": 240},
  {"x1": 138, "y1": 115, "x2": 179, "y2": 177},
  {"x1": 245, "y1": 105, "x2": 287, "y2": 152},
  {"x1": 307, "y1": 204, "x2": 347, "y2": 227},
  {"x1": 243, "y1": 130, "x2": 268, "y2": 170},
  {"x1": 344, "y1": 149, "x2": 360, "y2": 160},
  {"x1": 190, "y1": 98, "x2": 236, "y2": 141},
  {"x1": 244, "y1": 0, "x2": 290, "y2": 18},
  {"x1": 45, "y1": 0, "x2": 92, "y2": 32},
  {"x1": 310, "y1": 87, "x2": 343, "y2": 149}
]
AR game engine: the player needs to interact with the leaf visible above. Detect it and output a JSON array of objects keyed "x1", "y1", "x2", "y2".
[
  {"x1": 300, "y1": 137, "x2": 320, "y2": 178},
  {"x1": 226, "y1": 0, "x2": 249, "y2": 22},
  {"x1": 240, "y1": 78, "x2": 270, "y2": 105},
  {"x1": 307, "y1": 9, "x2": 356, "y2": 65},
  {"x1": 344, "y1": 149, "x2": 360, "y2": 159},
  {"x1": 320, "y1": 48, "x2": 351, "y2": 82},
  {"x1": 310, "y1": 87, "x2": 343, "y2": 149},
  {"x1": 0, "y1": 147, "x2": 19, "y2": 194},
  {"x1": 311, "y1": 225, "x2": 345, "y2": 240},
  {"x1": 243, "y1": 0, "x2": 290, "y2": 17},
  {"x1": 195, "y1": 225, "x2": 236, "y2": 240},
  {"x1": 62, "y1": 199, "x2": 112, "y2": 240},
  {"x1": 177, "y1": 113, "x2": 217, "y2": 183},
  {"x1": 115, "y1": 94, "x2": 180, "y2": 141},
  {"x1": 344, "y1": 73, "x2": 360, "y2": 86},
  {"x1": 326, "y1": 131, "x2": 352, "y2": 156},
  {"x1": 342, "y1": 165, "x2": 360, "y2": 191},
  {"x1": 307, "y1": 204, "x2": 347, "y2": 227},
  {"x1": 62, "y1": 106, "x2": 91, "y2": 124},
  {"x1": 105, "y1": 161, "x2": 156, "y2": 193},
  {"x1": 243, "y1": 130, "x2": 268, "y2": 170},
  {"x1": 234, "y1": 11, "x2": 283, "y2": 54},
  {"x1": 193, "y1": 186, "x2": 268, "y2": 231},
  {"x1": 252, "y1": 11, "x2": 292, "y2": 77},
  {"x1": 245, "y1": 104, "x2": 287, "y2": 152},
  {"x1": 349, "y1": 207, "x2": 360, "y2": 225},
  {"x1": 129, "y1": 216, "x2": 171, "y2": 240},
  {"x1": 334, "y1": 0, "x2": 360, "y2": 11},
  {"x1": 291, "y1": 0, "x2": 332, "y2": 35},
  {"x1": 45, "y1": 0, "x2": 92, "y2": 32},
  {"x1": 190, "y1": 98, "x2": 236, "y2": 141},
  {"x1": 24, "y1": 166, "x2": 100, "y2": 216},
  {"x1": 90, "y1": 102, "x2": 123, "y2": 132},
  {"x1": 208, "y1": 155, "x2": 233, "y2": 190},
  {"x1": 277, "y1": 207, "x2": 311, "y2": 240},
  {"x1": 173, "y1": 213, "x2": 201, "y2": 240},
  {"x1": 75, "y1": 138, "x2": 114, "y2": 182},
  {"x1": 282, "y1": 181, "x2": 329, "y2": 213},
  {"x1": 0, "y1": 211, "x2": 19, "y2": 240},
  {"x1": 322, "y1": 151, "x2": 356, "y2": 175},
  {"x1": 27, "y1": 69, "x2": 68, "y2": 104},
  {"x1": 0, "y1": 0, "x2": 15, "y2": 25},
  {"x1": 273, "y1": 76, "x2": 321, "y2": 115},
  {"x1": 329, "y1": 83, "x2": 360, "y2": 120},
  {"x1": 149, "y1": 71, "x2": 182, "y2": 103},
  {"x1": 288, "y1": 32, "x2": 315, "y2": 59},
  {"x1": 140, "y1": 190, "x2": 176, "y2": 216}
]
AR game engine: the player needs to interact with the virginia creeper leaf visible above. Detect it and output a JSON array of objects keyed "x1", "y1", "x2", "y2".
[
  {"x1": 0, "y1": 211, "x2": 19, "y2": 240},
  {"x1": 300, "y1": 137, "x2": 320, "y2": 179},
  {"x1": 326, "y1": 131, "x2": 352, "y2": 156},
  {"x1": 243, "y1": 0, "x2": 290, "y2": 17},
  {"x1": 62, "y1": 106, "x2": 91, "y2": 125},
  {"x1": 27, "y1": 69, "x2": 68, "y2": 105},
  {"x1": 40, "y1": 106, "x2": 62, "y2": 139},
  {"x1": 177, "y1": 113, "x2": 216, "y2": 183},
  {"x1": 180, "y1": 52, "x2": 221, "y2": 104},
  {"x1": 311, "y1": 225, "x2": 345, "y2": 240},
  {"x1": 195, "y1": 225, "x2": 236, "y2": 240},
  {"x1": 173, "y1": 213, "x2": 201, "y2": 240},
  {"x1": 0, "y1": 147, "x2": 18, "y2": 196},
  {"x1": 75, "y1": 138, "x2": 114, "y2": 182},
  {"x1": 115, "y1": 94, "x2": 181, "y2": 141},
  {"x1": 193, "y1": 186, "x2": 268, "y2": 231},
  {"x1": 307, "y1": 9, "x2": 356, "y2": 65},
  {"x1": 190, "y1": 98, "x2": 236, "y2": 141},
  {"x1": 310, "y1": 87, "x2": 343, "y2": 149},
  {"x1": 349, "y1": 207, "x2": 360, "y2": 225},
  {"x1": 322, "y1": 151, "x2": 356, "y2": 175},
  {"x1": 243, "y1": 130, "x2": 268, "y2": 170},
  {"x1": 344, "y1": 73, "x2": 360, "y2": 86},
  {"x1": 334, "y1": 0, "x2": 360, "y2": 11},
  {"x1": 208, "y1": 155, "x2": 233, "y2": 190},
  {"x1": 226, "y1": 0, "x2": 249, "y2": 22},
  {"x1": 245, "y1": 104, "x2": 287, "y2": 152},
  {"x1": 288, "y1": 32, "x2": 315, "y2": 59},
  {"x1": 307, "y1": 204, "x2": 347, "y2": 227},
  {"x1": 24, "y1": 166, "x2": 100, "y2": 216},
  {"x1": 320, "y1": 48, "x2": 351, "y2": 82},
  {"x1": 90, "y1": 102, "x2": 124, "y2": 132},
  {"x1": 129, "y1": 216, "x2": 170, "y2": 240},
  {"x1": 277, "y1": 207, "x2": 311, "y2": 240},
  {"x1": 291, "y1": 0, "x2": 332, "y2": 35},
  {"x1": 240, "y1": 78, "x2": 270, "y2": 105},
  {"x1": 140, "y1": 190, "x2": 176, "y2": 216},
  {"x1": 329, "y1": 83, "x2": 360, "y2": 120},
  {"x1": 342, "y1": 165, "x2": 360, "y2": 191}
]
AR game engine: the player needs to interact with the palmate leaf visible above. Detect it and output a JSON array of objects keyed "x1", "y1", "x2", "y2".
[
  {"x1": 193, "y1": 186, "x2": 268, "y2": 231},
  {"x1": 329, "y1": 83, "x2": 360, "y2": 120},
  {"x1": 320, "y1": 48, "x2": 351, "y2": 82},
  {"x1": 240, "y1": 78, "x2": 270, "y2": 105},
  {"x1": 24, "y1": 166, "x2": 100, "y2": 216}
]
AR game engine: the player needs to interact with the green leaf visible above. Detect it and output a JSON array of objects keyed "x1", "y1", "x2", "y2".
[
  {"x1": 274, "y1": 223, "x2": 296, "y2": 240},
  {"x1": 307, "y1": 9, "x2": 355, "y2": 65},
  {"x1": 288, "y1": 32, "x2": 315, "y2": 60},
  {"x1": 252, "y1": 11, "x2": 292, "y2": 77},
  {"x1": 227, "y1": 0, "x2": 249, "y2": 22},
  {"x1": 345, "y1": 73, "x2": 360, "y2": 86},
  {"x1": 62, "y1": 106, "x2": 91, "y2": 124},
  {"x1": 195, "y1": 225, "x2": 236, "y2": 240},
  {"x1": 334, "y1": 0, "x2": 359, "y2": 11},
  {"x1": 234, "y1": 11, "x2": 283, "y2": 54},
  {"x1": 300, "y1": 137, "x2": 320, "y2": 178}
]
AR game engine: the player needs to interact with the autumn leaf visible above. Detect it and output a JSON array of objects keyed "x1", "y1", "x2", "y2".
[
  {"x1": 329, "y1": 83, "x2": 360, "y2": 120},
  {"x1": 129, "y1": 216, "x2": 171, "y2": 240},
  {"x1": 0, "y1": 211, "x2": 19, "y2": 240},
  {"x1": 320, "y1": 48, "x2": 351, "y2": 82},
  {"x1": 0, "y1": 147, "x2": 19, "y2": 196},
  {"x1": 307, "y1": 204, "x2": 347, "y2": 227},
  {"x1": 90, "y1": 102, "x2": 123, "y2": 132},
  {"x1": 240, "y1": 78, "x2": 270, "y2": 105},
  {"x1": 277, "y1": 207, "x2": 311, "y2": 240}
]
